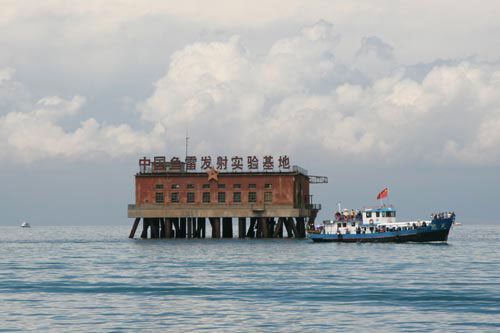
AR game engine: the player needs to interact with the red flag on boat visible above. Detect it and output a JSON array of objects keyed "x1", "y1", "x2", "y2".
[{"x1": 377, "y1": 188, "x2": 388, "y2": 200}]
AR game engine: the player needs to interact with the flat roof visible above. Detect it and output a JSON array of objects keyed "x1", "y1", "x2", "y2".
[{"x1": 136, "y1": 171, "x2": 305, "y2": 177}]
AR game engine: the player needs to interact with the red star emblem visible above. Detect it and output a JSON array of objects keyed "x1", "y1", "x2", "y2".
[{"x1": 206, "y1": 166, "x2": 219, "y2": 182}]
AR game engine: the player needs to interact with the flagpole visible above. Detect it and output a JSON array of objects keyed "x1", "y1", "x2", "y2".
[{"x1": 385, "y1": 187, "x2": 388, "y2": 207}]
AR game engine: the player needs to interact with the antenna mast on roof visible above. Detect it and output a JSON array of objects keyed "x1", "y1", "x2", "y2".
[{"x1": 185, "y1": 127, "x2": 189, "y2": 160}]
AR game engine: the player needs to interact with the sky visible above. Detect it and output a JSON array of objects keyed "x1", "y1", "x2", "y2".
[{"x1": 1, "y1": 1, "x2": 500, "y2": 226}]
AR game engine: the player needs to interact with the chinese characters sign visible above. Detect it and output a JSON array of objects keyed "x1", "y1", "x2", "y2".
[{"x1": 139, "y1": 155, "x2": 291, "y2": 173}]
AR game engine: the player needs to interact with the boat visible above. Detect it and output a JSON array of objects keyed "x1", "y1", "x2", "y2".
[
  {"x1": 21, "y1": 221, "x2": 31, "y2": 228},
  {"x1": 307, "y1": 206, "x2": 455, "y2": 243}
]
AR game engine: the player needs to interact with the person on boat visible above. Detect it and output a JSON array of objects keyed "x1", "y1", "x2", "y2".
[{"x1": 335, "y1": 211, "x2": 341, "y2": 221}]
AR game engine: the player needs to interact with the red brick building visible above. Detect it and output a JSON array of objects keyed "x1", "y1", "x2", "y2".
[{"x1": 128, "y1": 157, "x2": 326, "y2": 239}]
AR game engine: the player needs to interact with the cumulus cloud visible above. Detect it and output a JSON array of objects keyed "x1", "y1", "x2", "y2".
[
  {"x1": 0, "y1": 71, "x2": 166, "y2": 162},
  {"x1": 353, "y1": 36, "x2": 396, "y2": 80},
  {"x1": 2, "y1": 18, "x2": 500, "y2": 165},
  {"x1": 140, "y1": 21, "x2": 500, "y2": 165}
]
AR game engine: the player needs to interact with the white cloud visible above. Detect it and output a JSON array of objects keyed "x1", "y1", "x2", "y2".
[
  {"x1": 0, "y1": 71, "x2": 166, "y2": 162},
  {"x1": 0, "y1": 67, "x2": 14, "y2": 83},
  {"x1": 139, "y1": 22, "x2": 500, "y2": 165},
  {"x1": 2, "y1": 16, "x2": 500, "y2": 165}
]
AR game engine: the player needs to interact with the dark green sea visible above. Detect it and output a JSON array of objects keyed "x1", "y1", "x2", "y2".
[{"x1": 0, "y1": 224, "x2": 499, "y2": 332}]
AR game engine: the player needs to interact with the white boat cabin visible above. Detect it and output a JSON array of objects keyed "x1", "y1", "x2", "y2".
[
  {"x1": 322, "y1": 206, "x2": 429, "y2": 235},
  {"x1": 362, "y1": 207, "x2": 396, "y2": 225}
]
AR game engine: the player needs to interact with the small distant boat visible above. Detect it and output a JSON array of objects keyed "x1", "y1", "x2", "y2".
[
  {"x1": 453, "y1": 221, "x2": 463, "y2": 226},
  {"x1": 21, "y1": 222, "x2": 31, "y2": 228}
]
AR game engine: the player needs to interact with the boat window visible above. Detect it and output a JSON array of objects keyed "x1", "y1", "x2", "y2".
[
  {"x1": 351, "y1": 222, "x2": 356, "y2": 227},
  {"x1": 342, "y1": 223, "x2": 347, "y2": 228},
  {"x1": 337, "y1": 223, "x2": 342, "y2": 227},
  {"x1": 382, "y1": 211, "x2": 386, "y2": 217},
  {"x1": 376, "y1": 212, "x2": 380, "y2": 217},
  {"x1": 366, "y1": 212, "x2": 372, "y2": 218}
]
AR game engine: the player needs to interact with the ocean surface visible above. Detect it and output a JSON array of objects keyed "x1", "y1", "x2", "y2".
[{"x1": 0, "y1": 224, "x2": 499, "y2": 332}]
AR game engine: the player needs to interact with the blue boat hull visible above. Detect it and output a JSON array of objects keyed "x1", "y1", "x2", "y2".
[{"x1": 308, "y1": 218, "x2": 454, "y2": 243}]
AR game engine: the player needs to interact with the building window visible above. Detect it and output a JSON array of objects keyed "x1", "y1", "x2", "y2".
[
  {"x1": 248, "y1": 192, "x2": 257, "y2": 203},
  {"x1": 187, "y1": 184, "x2": 195, "y2": 189},
  {"x1": 233, "y1": 184, "x2": 241, "y2": 189},
  {"x1": 264, "y1": 192, "x2": 272, "y2": 203},
  {"x1": 202, "y1": 184, "x2": 210, "y2": 189},
  {"x1": 171, "y1": 192, "x2": 179, "y2": 203},
  {"x1": 202, "y1": 192, "x2": 211, "y2": 203},
  {"x1": 171, "y1": 184, "x2": 180, "y2": 189},
  {"x1": 218, "y1": 192, "x2": 226, "y2": 203},
  {"x1": 233, "y1": 192, "x2": 241, "y2": 203},
  {"x1": 248, "y1": 184, "x2": 257, "y2": 189},
  {"x1": 155, "y1": 192, "x2": 164, "y2": 203},
  {"x1": 218, "y1": 184, "x2": 226, "y2": 189},
  {"x1": 155, "y1": 184, "x2": 164, "y2": 190},
  {"x1": 264, "y1": 184, "x2": 272, "y2": 189},
  {"x1": 187, "y1": 192, "x2": 195, "y2": 203}
]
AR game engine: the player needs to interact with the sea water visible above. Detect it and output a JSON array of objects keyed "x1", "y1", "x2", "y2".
[{"x1": 0, "y1": 225, "x2": 499, "y2": 332}]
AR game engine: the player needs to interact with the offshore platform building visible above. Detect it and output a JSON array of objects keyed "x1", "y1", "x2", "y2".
[{"x1": 128, "y1": 155, "x2": 327, "y2": 239}]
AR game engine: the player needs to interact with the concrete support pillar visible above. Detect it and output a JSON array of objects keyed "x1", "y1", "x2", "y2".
[
  {"x1": 150, "y1": 218, "x2": 160, "y2": 239},
  {"x1": 172, "y1": 219, "x2": 180, "y2": 238},
  {"x1": 256, "y1": 217, "x2": 262, "y2": 238},
  {"x1": 247, "y1": 218, "x2": 256, "y2": 238},
  {"x1": 214, "y1": 218, "x2": 221, "y2": 239},
  {"x1": 197, "y1": 218, "x2": 206, "y2": 238},
  {"x1": 165, "y1": 218, "x2": 172, "y2": 239},
  {"x1": 274, "y1": 218, "x2": 284, "y2": 238},
  {"x1": 209, "y1": 218, "x2": 215, "y2": 238},
  {"x1": 289, "y1": 217, "x2": 299, "y2": 238},
  {"x1": 210, "y1": 218, "x2": 221, "y2": 239},
  {"x1": 129, "y1": 218, "x2": 140, "y2": 239},
  {"x1": 238, "y1": 217, "x2": 246, "y2": 239},
  {"x1": 180, "y1": 218, "x2": 187, "y2": 238},
  {"x1": 222, "y1": 218, "x2": 233, "y2": 238},
  {"x1": 267, "y1": 218, "x2": 275, "y2": 238},
  {"x1": 283, "y1": 217, "x2": 293, "y2": 238},
  {"x1": 296, "y1": 217, "x2": 306, "y2": 238},
  {"x1": 192, "y1": 218, "x2": 197, "y2": 238},
  {"x1": 141, "y1": 219, "x2": 150, "y2": 239},
  {"x1": 259, "y1": 217, "x2": 268, "y2": 238},
  {"x1": 160, "y1": 218, "x2": 166, "y2": 239},
  {"x1": 187, "y1": 218, "x2": 192, "y2": 238}
]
